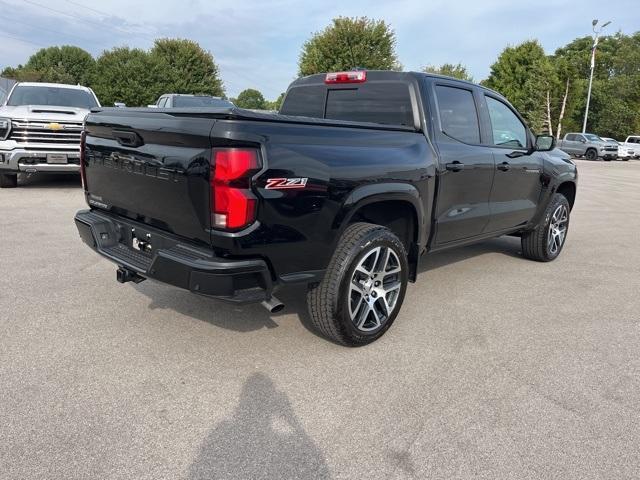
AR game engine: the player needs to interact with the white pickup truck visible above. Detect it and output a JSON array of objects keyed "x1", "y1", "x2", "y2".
[
  {"x1": 601, "y1": 137, "x2": 635, "y2": 160},
  {"x1": 621, "y1": 136, "x2": 640, "y2": 159},
  {"x1": 0, "y1": 82, "x2": 100, "y2": 188}
]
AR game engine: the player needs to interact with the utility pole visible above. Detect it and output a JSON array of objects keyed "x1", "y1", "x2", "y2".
[{"x1": 582, "y1": 19, "x2": 611, "y2": 133}]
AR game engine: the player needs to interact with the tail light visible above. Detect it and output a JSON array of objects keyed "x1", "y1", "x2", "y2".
[
  {"x1": 324, "y1": 71, "x2": 367, "y2": 84},
  {"x1": 79, "y1": 130, "x2": 87, "y2": 191},
  {"x1": 211, "y1": 148, "x2": 261, "y2": 230}
]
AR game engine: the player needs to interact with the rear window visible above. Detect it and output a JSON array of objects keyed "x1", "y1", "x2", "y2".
[
  {"x1": 325, "y1": 83, "x2": 413, "y2": 126},
  {"x1": 280, "y1": 82, "x2": 414, "y2": 126},
  {"x1": 280, "y1": 86, "x2": 325, "y2": 118}
]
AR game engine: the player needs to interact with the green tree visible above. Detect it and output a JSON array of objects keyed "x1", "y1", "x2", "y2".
[
  {"x1": 235, "y1": 88, "x2": 267, "y2": 110},
  {"x1": 554, "y1": 32, "x2": 640, "y2": 137},
  {"x1": 2, "y1": 46, "x2": 94, "y2": 85},
  {"x1": 91, "y1": 47, "x2": 163, "y2": 107},
  {"x1": 482, "y1": 40, "x2": 552, "y2": 131},
  {"x1": 423, "y1": 63, "x2": 473, "y2": 81},
  {"x1": 299, "y1": 17, "x2": 401, "y2": 76},
  {"x1": 150, "y1": 38, "x2": 224, "y2": 97},
  {"x1": 265, "y1": 92, "x2": 285, "y2": 111}
]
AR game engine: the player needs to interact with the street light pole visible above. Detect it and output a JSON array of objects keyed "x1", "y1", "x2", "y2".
[{"x1": 582, "y1": 19, "x2": 611, "y2": 133}]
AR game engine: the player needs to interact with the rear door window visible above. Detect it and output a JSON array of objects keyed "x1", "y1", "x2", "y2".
[{"x1": 434, "y1": 85, "x2": 480, "y2": 144}]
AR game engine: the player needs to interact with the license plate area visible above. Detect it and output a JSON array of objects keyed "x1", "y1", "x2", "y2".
[
  {"x1": 129, "y1": 227, "x2": 153, "y2": 254},
  {"x1": 47, "y1": 153, "x2": 68, "y2": 164}
]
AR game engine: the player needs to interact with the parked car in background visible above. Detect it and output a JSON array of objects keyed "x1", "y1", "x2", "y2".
[
  {"x1": 622, "y1": 135, "x2": 640, "y2": 158},
  {"x1": 557, "y1": 132, "x2": 618, "y2": 161},
  {"x1": 74, "y1": 70, "x2": 577, "y2": 346},
  {"x1": 0, "y1": 82, "x2": 100, "y2": 188},
  {"x1": 150, "y1": 94, "x2": 234, "y2": 108},
  {"x1": 601, "y1": 137, "x2": 634, "y2": 161}
]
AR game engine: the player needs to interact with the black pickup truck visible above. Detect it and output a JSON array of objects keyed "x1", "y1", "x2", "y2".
[{"x1": 75, "y1": 70, "x2": 577, "y2": 346}]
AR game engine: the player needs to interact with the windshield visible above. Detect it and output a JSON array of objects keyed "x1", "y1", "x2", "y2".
[
  {"x1": 584, "y1": 134, "x2": 603, "y2": 142},
  {"x1": 7, "y1": 86, "x2": 98, "y2": 109},
  {"x1": 173, "y1": 96, "x2": 234, "y2": 108}
]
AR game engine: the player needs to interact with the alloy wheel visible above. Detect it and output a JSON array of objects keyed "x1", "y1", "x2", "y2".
[
  {"x1": 348, "y1": 246, "x2": 403, "y2": 332},
  {"x1": 547, "y1": 204, "x2": 568, "y2": 255}
]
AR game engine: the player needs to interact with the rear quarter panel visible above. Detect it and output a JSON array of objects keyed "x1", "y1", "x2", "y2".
[{"x1": 210, "y1": 120, "x2": 435, "y2": 279}]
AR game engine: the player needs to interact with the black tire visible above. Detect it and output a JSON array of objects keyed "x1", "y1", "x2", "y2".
[
  {"x1": 0, "y1": 173, "x2": 18, "y2": 188},
  {"x1": 585, "y1": 149, "x2": 598, "y2": 161},
  {"x1": 307, "y1": 222, "x2": 409, "y2": 346},
  {"x1": 521, "y1": 193, "x2": 570, "y2": 262}
]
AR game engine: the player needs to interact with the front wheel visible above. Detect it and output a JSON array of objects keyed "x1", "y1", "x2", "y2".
[
  {"x1": 585, "y1": 149, "x2": 598, "y2": 161},
  {"x1": 307, "y1": 222, "x2": 408, "y2": 346},
  {"x1": 521, "y1": 193, "x2": 570, "y2": 262}
]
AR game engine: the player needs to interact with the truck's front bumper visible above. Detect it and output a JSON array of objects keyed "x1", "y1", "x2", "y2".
[
  {"x1": 74, "y1": 209, "x2": 274, "y2": 303},
  {"x1": 0, "y1": 148, "x2": 80, "y2": 173}
]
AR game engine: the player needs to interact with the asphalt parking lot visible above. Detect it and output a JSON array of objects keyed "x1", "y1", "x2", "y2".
[{"x1": 1, "y1": 159, "x2": 639, "y2": 479}]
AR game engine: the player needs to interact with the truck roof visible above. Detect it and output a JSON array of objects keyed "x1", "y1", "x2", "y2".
[
  {"x1": 289, "y1": 70, "x2": 509, "y2": 107},
  {"x1": 15, "y1": 82, "x2": 93, "y2": 92}
]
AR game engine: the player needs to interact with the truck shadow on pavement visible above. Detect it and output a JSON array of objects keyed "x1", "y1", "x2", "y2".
[
  {"x1": 418, "y1": 235, "x2": 522, "y2": 274},
  {"x1": 133, "y1": 236, "x2": 522, "y2": 336},
  {"x1": 188, "y1": 372, "x2": 331, "y2": 480},
  {"x1": 133, "y1": 281, "x2": 313, "y2": 334},
  {"x1": 16, "y1": 173, "x2": 80, "y2": 189}
]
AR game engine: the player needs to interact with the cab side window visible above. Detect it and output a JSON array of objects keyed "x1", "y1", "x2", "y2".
[
  {"x1": 435, "y1": 85, "x2": 481, "y2": 144},
  {"x1": 566, "y1": 134, "x2": 576, "y2": 141},
  {"x1": 485, "y1": 96, "x2": 528, "y2": 149}
]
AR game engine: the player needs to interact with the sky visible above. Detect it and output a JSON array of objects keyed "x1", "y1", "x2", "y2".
[{"x1": 0, "y1": 0, "x2": 638, "y2": 100}]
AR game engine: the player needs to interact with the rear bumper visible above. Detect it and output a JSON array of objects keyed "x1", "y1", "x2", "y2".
[
  {"x1": 0, "y1": 147, "x2": 80, "y2": 173},
  {"x1": 74, "y1": 209, "x2": 274, "y2": 303}
]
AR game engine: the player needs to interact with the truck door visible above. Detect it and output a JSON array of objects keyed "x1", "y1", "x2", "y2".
[
  {"x1": 566, "y1": 133, "x2": 585, "y2": 155},
  {"x1": 480, "y1": 94, "x2": 543, "y2": 232},
  {"x1": 430, "y1": 82, "x2": 495, "y2": 244}
]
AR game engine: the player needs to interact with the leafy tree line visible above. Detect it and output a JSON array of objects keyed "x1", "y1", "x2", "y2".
[
  {"x1": 482, "y1": 33, "x2": 640, "y2": 139},
  {"x1": 2, "y1": 17, "x2": 638, "y2": 138},
  {"x1": 2, "y1": 39, "x2": 225, "y2": 107}
]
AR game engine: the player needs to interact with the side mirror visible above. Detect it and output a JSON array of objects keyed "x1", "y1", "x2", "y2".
[
  {"x1": 535, "y1": 134, "x2": 556, "y2": 152},
  {"x1": 114, "y1": 102, "x2": 126, "y2": 108},
  {"x1": 580, "y1": 138, "x2": 586, "y2": 143}
]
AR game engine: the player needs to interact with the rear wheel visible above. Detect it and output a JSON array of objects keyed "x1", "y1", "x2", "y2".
[
  {"x1": 521, "y1": 193, "x2": 570, "y2": 262},
  {"x1": 307, "y1": 222, "x2": 408, "y2": 346},
  {"x1": 0, "y1": 173, "x2": 17, "y2": 188},
  {"x1": 585, "y1": 149, "x2": 598, "y2": 161}
]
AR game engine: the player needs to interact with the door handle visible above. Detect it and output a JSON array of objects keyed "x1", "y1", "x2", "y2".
[
  {"x1": 497, "y1": 161, "x2": 511, "y2": 171},
  {"x1": 445, "y1": 162, "x2": 464, "y2": 172}
]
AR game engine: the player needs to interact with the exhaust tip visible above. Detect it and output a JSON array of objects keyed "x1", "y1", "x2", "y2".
[{"x1": 261, "y1": 297, "x2": 284, "y2": 314}]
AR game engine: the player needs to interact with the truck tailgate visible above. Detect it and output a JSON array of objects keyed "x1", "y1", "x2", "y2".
[{"x1": 83, "y1": 111, "x2": 215, "y2": 245}]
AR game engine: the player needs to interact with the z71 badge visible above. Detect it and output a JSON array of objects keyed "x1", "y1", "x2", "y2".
[{"x1": 265, "y1": 177, "x2": 308, "y2": 190}]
